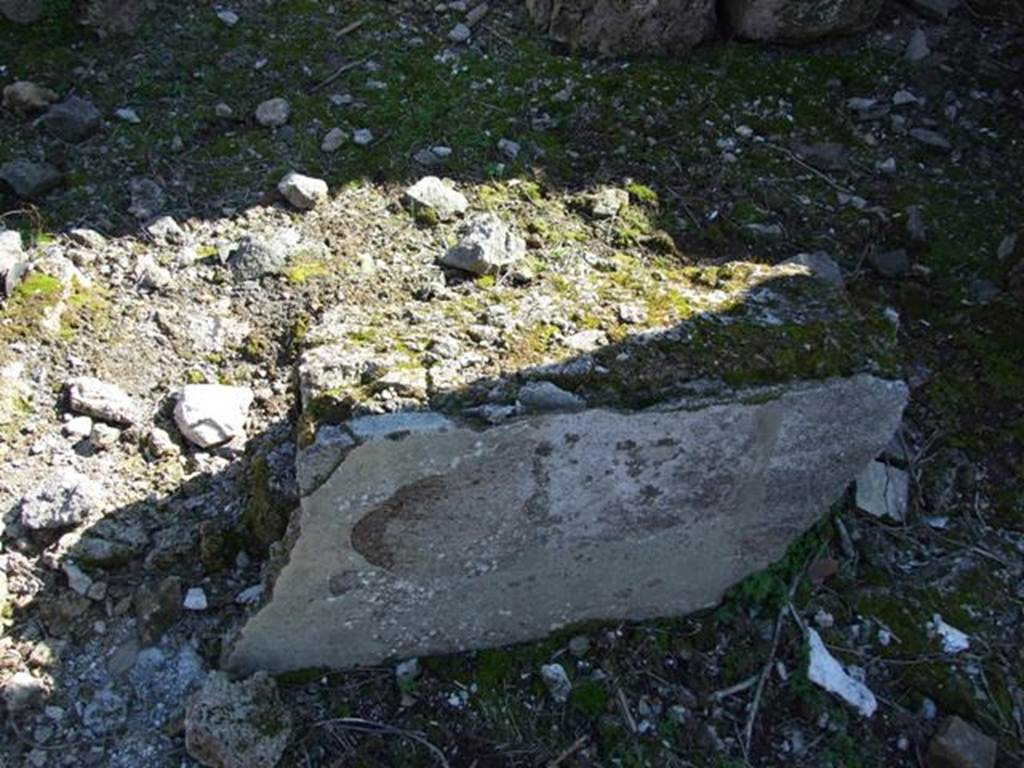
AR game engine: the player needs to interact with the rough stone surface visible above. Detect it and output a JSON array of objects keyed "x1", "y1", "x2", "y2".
[
  {"x1": 185, "y1": 671, "x2": 292, "y2": 768},
  {"x1": 0, "y1": 0, "x2": 43, "y2": 22},
  {"x1": 277, "y1": 172, "x2": 328, "y2": 210},
  {"x1": 229, "y1": 374, "x2": 906, "y2": 672},
  {"x1": 855, "y1": 461, "x2": 908, "y2": 521},
  {"x1": 39, "y1": 96, "x2": 102, "y2": 143},
  {"x1": 1, "y1": 229, "x2": 27, "y2": 295},
  {"x1": 783, "y1": 252, "x2": 844, "y2": 288},
  {"x1": 403, "y1": 176, "x2": 469, "y2": 220},
  {"x1": 67, "y1": 376, "x2": 141, "y2": 425},
  {"x1": 727, "y1": 0, "x2": 881, "y2": 42},
  {"x1": 255, "y1": 97, "x2": 290, "y2": 128},
  {"x1": 18, "y1": 468, "x2": 106, "y2": 530},
  {"x1": 2, "y1": 81, "x2": 58, "y2": 112},
  {"x1": 227, "y1": 228, "x2": 306, "y2": 280},
  {"x1": 173, "y1": 384, "x2": 254, "y2": 448},
  {"x1": 926, "y1": 716, "x2": 997, "y2": 768},
  {"x1": 526, "y1": 0, "x2": 716, "y2": 56},
  {"x1": 3, "y1": 671, "x2": 48, "y2": 712},
  {"x1": 0, "y1": 159, "x2": 62, "y2": 200},
  {"x1": 439, "y1": 213, "x2": 525, "y2": 275}
]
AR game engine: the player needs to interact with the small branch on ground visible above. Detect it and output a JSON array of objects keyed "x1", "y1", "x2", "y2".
[
  {"x1": 548, "y1": 735, "x2": 588, "y2": 767},
  {"x1": 315, "y1": 717, "x2": 449, "y2": 768}
]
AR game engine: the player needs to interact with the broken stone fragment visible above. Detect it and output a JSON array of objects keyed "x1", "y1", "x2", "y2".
[
  {"x1": 3, "y1": 671, "x2": 48, "y2": 712},
  {"x1": 0, "y1": 229, "x2": 28, "y2": 296},
  {"x1": 727, "y1": 0, "x2": 881, "y2": 41},
  {"x1": 783, "y1": 252, "x2": 844, "y2": 288},
  {"x1": 0, "y1": 0, "x2": 44, "y2": 22},
  {"x1": 39, "y1": 96, "x2": 102, "y2": 143},
  {"x1": 173, "y1": 384, "x2": 254, "y2": 448},
  {"x1": 277, "y1": 171, "x2": 328, "y2": 210},
  {"x1": 0, "y1": 159, "x2": 62, "y2": 200},
  {"x1": 2, "y1": 81, "x2": 58, "y2": 113},
  {"x1": 403, "y1": 176, "x2": 469, "y2": 221},
  {"x1": 254, "y1": 97, "x2": 290, "y2": 127},
  {"x1": 526, "y1": 0, "x2": 716, "y2": 56},
  {"x1": 19, "y1": 468, "x2": 107, "y2": 531},
  {"x1": 227, "y1": 228, "x2": 306, "y2": 280},
  {"x1": 587, "y1": 187, "x2": 629, "y2": 218},
  {"x1": 855, "y1": 461, "x2": 908, "y2": 521},
  {"x1": 439, "y1": 213, "x2": 525, "y2": 275},
  {"x1": 67, "y1": 376, "x2": 141, "y2": 425},
  {"x1": 185, "y1": 672, "x2": 292, "y2": 768},
  {"x1": 229, "y1": 375, "x2": 906, "y2": 672},
  {"x1": 927, "y1": 716, "x2": 996, "y2": 768}
]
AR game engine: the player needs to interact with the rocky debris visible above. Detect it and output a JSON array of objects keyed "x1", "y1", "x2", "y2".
[
  {"x1": 906, "y1": 29, "x2": 931, "y2": 62},
  {"x1": 226, "y1": 228, "x2": 306, "y2": 279},
  {"x1": 540, "y1": 663, "x2": 572, "y2": 703},
  {"x1": 728, "y1": 0, "x2": 880, "y2": 42},
  {"x1": 1, "y1": 0, "x2": 43, "y2": 22},
  {"x1": 439, "y1": 213, "x2": 525, "y2": 275},
  {"x1": 0, "y1": 229, "x2": 27, "y2": 295},
  {"x1": 82, "y1": 686, "x2": 127, "y2": 735},
  {"x1": 135, "y1": 576, "x2": 182, "y2": 646},
  {"x1": 352, "y1": 128, "x2": 374, "y2": 145},
  {"x1": 2, "y1": 80, "x2": 58, "y2": 112},
  {"x1": 855, "y1": 461, "x2": 909, "y2": 521},
  {"x1": 526, "y1": 0, "x2": 716, "y2": 56},
  {"x1": 18, "y1": 468, "x2": 106, "y2": 530},
  {"x1": 127, "y1": 177, "x2": 166, "y2": 220},
  {"x1": 928, "y1": 614, "x2": 970, "y2": 653},
  {"x1": 184, "y1": 587, "x2": 208, "y2": 611},
  {"x1": 497, "y1": 138, "x2": 521, "y2": 159},
  {"x1": 3, "y1": 671, "x2": 48, "y2": 712},
  {"x1": 277, "y1": 172, "x2": 328, "y2": 210},
  {"x1": 39, "y1": 96, "x2": 102, "y2": 142},
  {"x1": 413, "y1": 145, "x2": 452, "y2": 166},
  {"x1": 784, "y1": 252, "x2": 844, "y2": 288},
  {"x1": 910, "y1": 128, "x2": 952, "y2": 151},
  {"x1": 68, "y1": 227, "x2": 107, "y2": 249},
  {"x1": 320, "y1": 127, "x2": 348, "y2": 152},
  {"x1": 67, "y1": 377, "x2": 141, "y2": 425},
  {"x1": 115, "y1": 106, "x2": 141, "y2": 123},
  {"x1": 403, "y1": 176, "x2": 469, "y2": 221},
  {"x1": 185, "y1": 672, "x2": 292, "y2": 768},
  {"x1": 0, "y1": 158, "x2": 62, "y2": 199},
  {"x1": 255, "y1": 97, "x2": 290, "y2": 127},
  {"x1": 448, "y1": 22, "x2": 471, "y2": 43},
  {"x1": 807, "y1": 628, "x2": 877, "y2": 716},
  {"x1": 217, "y1": 9, "x2": 239, "y2": 25},
  {"x1": 516, "y1": 381, "x2": 586, "y2": 413},
  {"x1": 868, "y1": 248, "x2": 910, "y2": 279},
  {"x1": 926, "y1": 717, "x2": 996, "y2": 768},
  {"x1": 588, "y1": 187, "x2": 629, "y2": 218},
  {"x1": 173, "y1": 384, "x2": 254, "y2": 448},
  {"x1": 146, "y1": 214, "x2": 186, "y2": 244}
]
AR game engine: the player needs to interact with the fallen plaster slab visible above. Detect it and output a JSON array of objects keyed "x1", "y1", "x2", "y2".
[{"x1": 228, "y1": 374, "x2": 907, "y2": 673}]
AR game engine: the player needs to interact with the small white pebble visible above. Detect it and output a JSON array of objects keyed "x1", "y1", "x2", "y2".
[
  {"x1": 217, "y1": 10, "x2": 239, "y2": 26},
  {"x1": 184, "y1": 587, "x2": 208, "y2": 611}
]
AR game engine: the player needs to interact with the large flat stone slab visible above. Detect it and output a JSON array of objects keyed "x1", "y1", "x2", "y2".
[{"x1": 228, "y1": 374, "x2": 906, "y2": 673}]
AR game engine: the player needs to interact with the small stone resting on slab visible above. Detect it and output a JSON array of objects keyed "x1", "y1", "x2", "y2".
[{"x1": 227, "y1": 254, "x2": 907, "y2": 673}]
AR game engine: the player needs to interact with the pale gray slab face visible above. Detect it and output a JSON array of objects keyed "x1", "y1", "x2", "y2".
[{"x1": 228, "y1": 375, "x2": 906, "y2": 674}]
